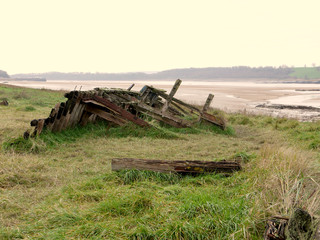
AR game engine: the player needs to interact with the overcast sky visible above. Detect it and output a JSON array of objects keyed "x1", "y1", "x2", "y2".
[{"x1": 0, "y1": 0, "x2": 319, "y2": 74}]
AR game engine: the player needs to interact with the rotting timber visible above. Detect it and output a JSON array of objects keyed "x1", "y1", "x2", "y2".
[
  {"x1": 112, "y1": 158, "x2": 241, "y2": 174},
  {"x1": 28, "y1": 79, "x2": 226, "y2": 136}
]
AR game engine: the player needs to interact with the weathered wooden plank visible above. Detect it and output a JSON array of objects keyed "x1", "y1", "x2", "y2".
[
  {"x1": 50, "y1": 103, "x2": 65, "y2": 132},
  {"x1": 68, "y1": 93, "x2": 83, "y2": 126},
  {"x1": 68, "y1": 102, "x2": 81, "y2": 127},
  {"x1": 134, "y1": 102, "x2": 190, "y2": 128},
  {"x1": 88, "y1": 113, "x2": 97, "y2": 123},
  {"x1": 36, "y1": 119, "x2": 45, "y2": 135},
  {"x1": 46, "y1": 103, "x2": 61, "y2": 131},
  {"x1": 60, "y1": 100, "x2": 74, "y2": 130},
  {"x1": 56, "y1": 101, "x2": 73, "y2": 132},
  {"x1": 51, "y1": 103, "x2": 66, "y2": 132},
  {"x1": 202, "y1": 94, "x2": 214, "y2": 113},
  {"x1": 69, "y1": 95, "x2": 86, "y2": 127},
  {"x1": 85, "y1": 104, "x2": 127, "y2": 126},
  {"x1": 112, "y1": 158, "x2": 241, "y2": 174},
  {"x1": 149, "y1": 86, "x2": 201, "y2": 114},
  {"x1": 201, "y1": 112, "x2": 226, "y2": 129},
  {"x1": 171, "y1": 102, "x2": 188, "y2": 116},
  {"x1": 80, "y1": 110, "x2": 92, "y2": 126},
  {"x1": 162, "y1": 79, "x2": 182, "y2": 112},
  {"x1": 85, "y1": 96, "x2": 150, "y2": 127},
  {"x1": 127, "y1": 83, "x2": 135, "y2": 91},
  {"x1": 74, "y1": 104, "x2": 86, "y2": 126}
]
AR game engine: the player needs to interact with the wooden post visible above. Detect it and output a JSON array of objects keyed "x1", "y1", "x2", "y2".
[
  {"x1": 127, "y1": 83, "x2": 135, "y2": 91},
  {"x1": 162, "y1": 79, "x2": 182, "y2": 112},
  {"x1": 202, "y1": 94, "x2": 214, "y2": 113}
]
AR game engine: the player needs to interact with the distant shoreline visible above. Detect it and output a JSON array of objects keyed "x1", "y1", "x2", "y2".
[
  {"x1": 0, "y1": 77, "x2": 46, "y2": 82},
  {"x1": 2, "y1": 78, "x2": 320, "y2": 84}
]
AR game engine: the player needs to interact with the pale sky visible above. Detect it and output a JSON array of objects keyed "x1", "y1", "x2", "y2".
[{"x1": 0, "y1": 0, "x2": 319, "y2": 74}]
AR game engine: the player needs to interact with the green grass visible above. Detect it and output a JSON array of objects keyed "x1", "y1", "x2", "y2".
[
  {"x1": 0, "y1": 84, "x2": 319, "y2": 239},
  {"x1": 0, "y1": 171, "x2": 256, "y2": 239},
  {"x1": 290, "y1": 67, "x2": 320, "y2": 79},
  {"x1": 228, "y1": 113, "x2": 320, "y2": 151}
]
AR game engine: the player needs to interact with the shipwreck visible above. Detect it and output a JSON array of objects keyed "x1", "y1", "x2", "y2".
[{"x1": 28, "y1": 79, "x2": 226, "y2": 136}]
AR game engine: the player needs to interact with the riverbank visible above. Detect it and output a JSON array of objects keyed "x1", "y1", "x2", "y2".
[{"x1": 3, "y1": 79, "x2": 320, "y2": 121}]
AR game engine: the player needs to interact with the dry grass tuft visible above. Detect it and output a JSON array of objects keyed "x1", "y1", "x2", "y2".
[
  {"x1": 12, "y1": 91, "x2": 30, "y2": 100},
  {"x1": 255, "y1": 144, "x2": 320, "y2": 219}
]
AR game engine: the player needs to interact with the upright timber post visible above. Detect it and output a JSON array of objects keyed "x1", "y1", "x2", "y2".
[
  {"x1": 127, "y1": 83, "x2": 135, "y2": 91},
  {"x1": 162, "y1": 79, "x2": 182, "y2": 113},
  {"x1": 202, "y1": 94, "x2": 214, "y2": 113}
]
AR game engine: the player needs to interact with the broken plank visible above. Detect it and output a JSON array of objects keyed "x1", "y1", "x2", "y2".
[
  {"x1": 85, "y1": 104, "x2": 127, "y2": 126},
  {"x1": 85, "y1": 95, "x2": 150, "y2": 127},
  {"x1": 134, "y1": 102, "x2": 191, "y2": 128},
  {"x1": 148, "y1": 86, "x2": 201, "y2": 114},
  {"x1": 112, "y1": 158, "x2": 241, "y2": 174},
  {"x1": 201, "y1": 112, "x2": 226, "y2": 129},
  {"x1": 36, "y1": 119, "x2": 45, "y2": 135},
  {"x1": 80, "y1": 110, "x2": 93, "y2": 126}
]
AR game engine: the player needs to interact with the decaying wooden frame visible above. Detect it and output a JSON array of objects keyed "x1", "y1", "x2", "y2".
[{"x1": 27, "y1": 80, "x2": 226, "y2": 136}]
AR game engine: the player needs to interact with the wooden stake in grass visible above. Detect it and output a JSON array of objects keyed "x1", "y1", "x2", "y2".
[{"x1": 202, "y1": 94, "x2": 214, "y2": 113}]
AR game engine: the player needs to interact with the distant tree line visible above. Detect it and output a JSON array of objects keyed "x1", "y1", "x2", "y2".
[
  {"x1": 12, "y1": 66, "x2": 295, "y2": 80},
  {"x1": 0, "y1": 70, "x2": 9, "y2": 78}
]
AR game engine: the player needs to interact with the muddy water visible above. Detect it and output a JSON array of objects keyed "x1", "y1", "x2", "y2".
[{"x1": 3, "y1": 79, "x2": 320, "y2": 121}]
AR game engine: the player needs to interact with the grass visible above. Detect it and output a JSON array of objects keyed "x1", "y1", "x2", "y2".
[{"x1": 0, "y1": 84, "x2": 319, "y2": 239}]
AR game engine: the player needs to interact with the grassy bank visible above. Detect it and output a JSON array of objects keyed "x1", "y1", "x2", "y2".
[
  {"x1": 290, "y1": 67, "x2": 320, "y2": 79},
  {"x1": 0, "y1": 84, "x2": 319, "y2": 239}
]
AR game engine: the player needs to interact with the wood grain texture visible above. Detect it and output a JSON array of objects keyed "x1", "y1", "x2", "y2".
[{"x1": 112, "y1": 158, "x2": 241, "y2": 174}]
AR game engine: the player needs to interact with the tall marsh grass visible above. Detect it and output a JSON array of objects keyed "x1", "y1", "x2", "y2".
[{"x1": 255, "y1": 145, "x2": 320, "y2": 219}]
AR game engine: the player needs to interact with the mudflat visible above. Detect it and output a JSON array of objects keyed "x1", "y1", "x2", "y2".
[{"x1": 3, "y1": 79, "x2": 320, "y2": 120}]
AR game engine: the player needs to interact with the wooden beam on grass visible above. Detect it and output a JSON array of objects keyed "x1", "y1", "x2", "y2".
[{"x1": 112, "y1": 158, "x2": 241, "y2": 174}]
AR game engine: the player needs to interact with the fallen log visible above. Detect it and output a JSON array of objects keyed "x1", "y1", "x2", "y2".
[{"x1": 112, "y1": 158, "x2": 241, "y2": 174}]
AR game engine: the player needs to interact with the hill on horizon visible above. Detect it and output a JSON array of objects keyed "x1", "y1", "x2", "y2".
[
  {"x1": 10, "y1": 66, "x2": 320, "y2": 80},
  {"x1": 0, "y1": 70, "x2": 9, "y2": 78}
]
